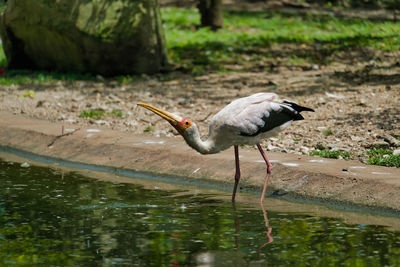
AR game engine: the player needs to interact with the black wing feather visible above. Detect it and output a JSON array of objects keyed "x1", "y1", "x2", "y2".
[
  {"x1": 240, "y1": 102, "x2": 313, "y2": 137},
  {"x1": 283, "y1": 101, "x2": 315, "y2": 112}
]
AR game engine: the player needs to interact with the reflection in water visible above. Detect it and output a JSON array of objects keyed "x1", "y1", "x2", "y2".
[
  {"x1": 1, "y1": 159, "x2": 400, "y2": 266},
  {"x1": 260, "y1": 204, "x2": 274, "y2": 248},
  {"x1": 230, "y1": 202, "x2": 274, "y2": 265},
  {"x1": 232, "y1": 202, "x2": 274, "y2": 251}
]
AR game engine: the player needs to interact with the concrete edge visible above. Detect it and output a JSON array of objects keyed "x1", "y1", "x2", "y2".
[{"x1": 0, "y1": 112, "x2": 399, "y2": 215}]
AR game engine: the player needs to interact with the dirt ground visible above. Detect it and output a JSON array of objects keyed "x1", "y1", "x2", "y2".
[{"x1": 1, "y1": 47, "x2": 399, "y2": 164}]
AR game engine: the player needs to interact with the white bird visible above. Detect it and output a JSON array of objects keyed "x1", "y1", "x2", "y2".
[{"x1": 137, "y1": 92, "x2": 314, "y2": 203}]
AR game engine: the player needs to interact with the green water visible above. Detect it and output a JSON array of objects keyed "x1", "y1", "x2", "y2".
[{"x1": 1, "y1": 159, "x2": 400, "y2": 266}]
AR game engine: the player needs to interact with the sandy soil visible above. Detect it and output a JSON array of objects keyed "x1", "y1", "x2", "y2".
[{"x1": 1, "y1": 47, "x2": 399, "y2": 165}]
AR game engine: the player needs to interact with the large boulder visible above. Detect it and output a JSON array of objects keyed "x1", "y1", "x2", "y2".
[{"x1": 0, "y1": 0, "x2": 169, "y2": 75}]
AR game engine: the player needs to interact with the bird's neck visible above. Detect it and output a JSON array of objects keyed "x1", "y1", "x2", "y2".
[{"x1": 182, "y1": 125, "x2": 218, "y2": 155}]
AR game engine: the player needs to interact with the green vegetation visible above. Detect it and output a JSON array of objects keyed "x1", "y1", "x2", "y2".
[
  {"x1": 144, "y1": 126, "x2": 155, "y2": 132},
  {"x1": 162, "y1": 7, "x2": 400, "y2": 74},
  {"x1": 309, "y1": 148, "x2": 400, "y2": 167},
  {"x1": 79, "y1": 109, "x2": 106, "y2": 120},
  {"x1": 110, "y1": 109, "x2": 123, "y2": 118},
  {"x1": 366, "y1": 149, "x2": 400, "y2": 167},
  {"x1": 322, "y1": 129, "x2": 334, "y2": 136},
  {"x1": 79, "y1": 109, "x2": 123, "y2": 120},
  {"x1": 0, "y1": 6, "x2": 399, "y2": 81},
  {"x1": 310, "y1": 149, "x2": 351, "y2": 159},
  {"x1": 0, "y1": 69, "x2": 95, "y2": 85},
  {"x1": 19, "y1": 90, "x2": 35, "y2": 99},
  {"x1": 323, "y1": 0, "x2": 400, "y2": 8},
  {"x1": 366, "y1": 148, "x2": 393, "y2": 157}
]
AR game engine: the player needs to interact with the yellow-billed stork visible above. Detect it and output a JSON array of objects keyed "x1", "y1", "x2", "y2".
[{"x1": 137, "y1": 92, "x2": 314, "y2": 203}]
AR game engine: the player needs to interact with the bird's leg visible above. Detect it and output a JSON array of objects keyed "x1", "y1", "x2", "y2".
[
  {"x1": 232, "y1": 145, "x2": 241, "y2": 202},
  {"x1": 257, "y1": 144, "x2": 272, "y2": 204}
]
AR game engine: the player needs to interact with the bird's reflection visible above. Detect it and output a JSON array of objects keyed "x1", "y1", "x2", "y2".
[
  {"x1": 232, "y1": 202, "x2": 273, "y2": 251},
  {"x1": 259, "y1": 203, "x2": 274, "y2": 248}
]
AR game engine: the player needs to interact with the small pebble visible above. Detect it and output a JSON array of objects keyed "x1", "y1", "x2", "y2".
[{"x1": 21, "y1": 162, "x2": 30, "y2": 168}]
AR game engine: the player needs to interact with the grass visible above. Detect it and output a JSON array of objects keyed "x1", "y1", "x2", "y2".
[
  {"x1": 1, "y1": 7, "x2": 400, "y2": 80},
  {"x1": 79, "y1": 109, "x2": 124, "y2": 120},
  {"x1": 110, "y1": 109, "x2": 123, "y2": 118},
  {"x1": 79, "y1": 110, "x2": 106, "y2": 120},
  {"x1": 0, "y1": 69, "x2": 95, "y2": 85},
  {"x1": 18, "y1": 90, "x2": 35, "y2": 99},
  {"x1": 144, "y1": 126, "x2": 154, "y2": 133},
  {"x1": 309, "y1": 149, "x2": 351, "y2": 159},
  {"x1": 309, "y1": 148, "x2": 400, "y2": 167},
  {"x1": 322, "y1": 129, "x2": 334, "y2": 136},
  {"x1": 162, "y1": 7, "x2": 400, "y2": 74},
  {"x1": 366, "y1": 149, "x2": 400, "y2": 167}
]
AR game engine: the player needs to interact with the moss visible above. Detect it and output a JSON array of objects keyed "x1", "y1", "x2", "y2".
[
  {"x1": 75, "y1": 1, "x2": 142, "y2": 41},
  {"x1": 1, "y1": 0, "x2": 169, "y2": 75}
]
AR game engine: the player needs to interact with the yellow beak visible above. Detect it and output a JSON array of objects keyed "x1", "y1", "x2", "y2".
[{"x1": 137, "y1": 103, "x2": 182, "y2": 125}]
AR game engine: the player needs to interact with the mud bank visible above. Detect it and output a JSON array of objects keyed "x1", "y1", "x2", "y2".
[{"x1": 1, "y1": 111, "x2": 399, "y2": 214}]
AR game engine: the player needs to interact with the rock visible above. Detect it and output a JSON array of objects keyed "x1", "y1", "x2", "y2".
[
  {"x1": 369, "y1": 141, "x2": 390, "y2": 149},
  {"x1": 351, "y1": 135, "x2": 362, "y2": 142},
  {"x1": 95, "y1": 120, "x2": 109, "y2": 126},
  {"x1": 393, "y1": 149, "x2": 400, "y2": 156},
  {"x1": 356, "y1": 99, "x2": 367, "y2": 107},
  {"x1": 267, "y1": 144, "x2": 279, "y2": 151},
  {"x1": 107, "y1": 94, "x2": 122, "y2": 103},
  {"x1": 300, "y1": 146, "x2": 309, "y2": 154},
  {"x1": 0, "y1": 0, "x2": 169, "y2": 75},
  {"x1": 312, "y1": 64, "x2": 319, "y2": 70},
  {"x1": 327, "y1": 143, "x2": 339, "y2": 150},
  {"x1": 325, "y1": 92, "x2": 345, "y2": 99},
  {"x1": 379, "y1": 135, "x2": 400, "y2": 148},
  {"x1": 314, "y1": 143, "x2": 327, "y2": 150},
  {"x1": 317, "y1": 97, "x2": 327, "y2": 105},
  {"x1": 20, "y1": 162, "x2": 30, "y2": 168},
  {"x1": 124, "y1": 120, "x2": 138, "y2": 127}
]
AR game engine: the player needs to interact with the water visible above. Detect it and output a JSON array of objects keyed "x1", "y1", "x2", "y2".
[{"x1": 1, "y1": 159, "x2": 400, "y2": 266}]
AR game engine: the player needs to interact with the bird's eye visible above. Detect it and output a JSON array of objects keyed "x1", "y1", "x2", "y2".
[{"x1": 185, "y1": 121, "x2": 189, "y2": 125}]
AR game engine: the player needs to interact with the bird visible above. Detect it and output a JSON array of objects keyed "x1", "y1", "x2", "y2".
[{"x1": 137, "y1": 92, "x2": 314, "y2": 203}]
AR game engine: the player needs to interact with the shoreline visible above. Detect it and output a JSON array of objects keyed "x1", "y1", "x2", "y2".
[{"x1": 1, "y1": 111, "x2": 399, "y2": 215}]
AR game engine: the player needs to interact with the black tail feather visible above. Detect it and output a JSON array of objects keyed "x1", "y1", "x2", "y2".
[{"x1": 283, "y1": 101, "x2": 315, "y2": 113}]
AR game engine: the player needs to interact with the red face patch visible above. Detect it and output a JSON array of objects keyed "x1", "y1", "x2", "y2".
[{"x1": 173, "y1": 118, "x2": 192, "y2": 134}]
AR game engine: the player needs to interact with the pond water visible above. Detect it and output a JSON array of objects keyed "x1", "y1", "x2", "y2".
[{"x1": 1, "y1": 159, "x2": 400, "y2": 266}]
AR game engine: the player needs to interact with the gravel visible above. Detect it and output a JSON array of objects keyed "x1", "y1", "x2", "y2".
[{"x1": 1, "y1": 54, "x2": 399, "y2": 165}]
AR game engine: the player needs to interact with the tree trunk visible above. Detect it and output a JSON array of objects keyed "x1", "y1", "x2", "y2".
[
  {"x1": 0, "y1": 0, "x2": 169, "y2": 75},
  {"x1": 197, "y1": 0, "x2": 223, "y2": 30}
]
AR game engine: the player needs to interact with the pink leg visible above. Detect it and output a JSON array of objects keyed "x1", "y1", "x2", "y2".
[
  {"x1": 232, "y1": 145, "x2": 241, "y2": 202},
  {"x1": 257, "y1": 144, "x2": 272, "y2": 204}
]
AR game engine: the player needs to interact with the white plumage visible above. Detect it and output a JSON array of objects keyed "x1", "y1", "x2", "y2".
[
  {"x1": 137, "y1": 92, "x2": 314, "y2": 203},
  {"x1": 207, "y1": 93, "x2": 293, "y2": 150}
]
